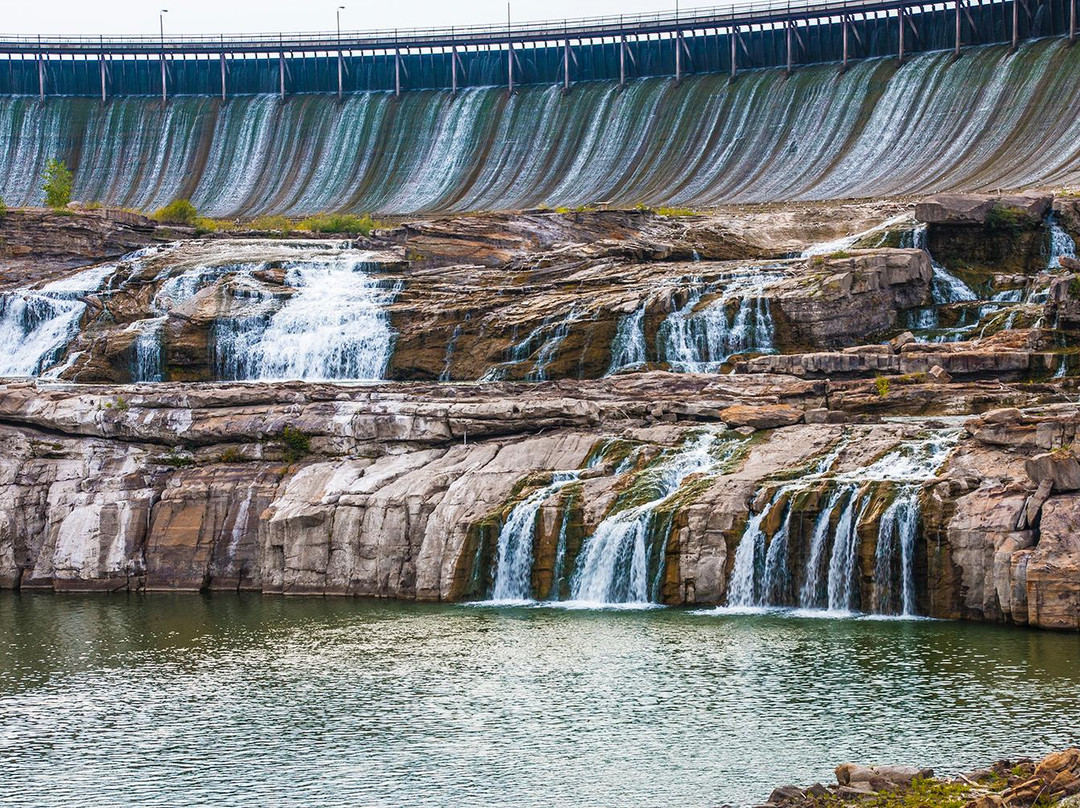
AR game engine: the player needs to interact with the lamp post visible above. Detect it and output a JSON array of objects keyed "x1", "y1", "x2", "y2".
[
  {"x1": 159, "y1": 9, "x2": 168, "y2": 104},
  {"x1": 337, "y1": 5, "x2": 345, "y2": 100}
]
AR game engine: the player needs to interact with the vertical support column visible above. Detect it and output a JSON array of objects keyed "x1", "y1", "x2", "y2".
[
  {"x1": 675, "y1": 30, "x2": 681, "y2": 83},
  {"x1": 786, "y1": 21, "x2": 793, "y2": 75},
  {"x1": 1012, "y1": 0, "x2": 1019, "y2": 50},
  {"x1": 37, "y1": 53, "x2": 44, "y2": 100},
  {"x1": 451, "y1": 45, "x2": 457, "y2": 94},
  {"x1": 337, "y1": 49, "x2": 343, "y2": 100},
  {"x1": 100, "y1": 55, "x2": 106, "y2": 102},
  {"x1": 959, "y1": 0, "x2": 967, "y2": 56},
  {"x1": 395, "y1": 48, "x2": 401, "y2": 97},
  {"x1": 220, "y1": 52, "x2": 227, "y2": 101},
  {"x1": 279, "y1": 51, "x2": 285, "y2": 100},
  {"x1": 842, "y1": 16, "x2": 849, "y2": 71},
  {"x1": 1071, "y1": 0, "x2": 1076, "y2": 42},
  {"x1": 619, "y1": 35, "x2": 626, "y2": 86},
  {"x1": 898, "y1": 8, "x2": 906, "y2": 63},
  {"x1": 730, "y1": 26, "x2": 737, "y2": 80},
  {"x1": 507, "y1": 40, "x2": 513, "y2": 94},
  {"x1": 563, "y1": 39, "x2": 570, "y2": 92},
  {"x1": 160, "y1": 52, "x2": 167, "y2": 104}
]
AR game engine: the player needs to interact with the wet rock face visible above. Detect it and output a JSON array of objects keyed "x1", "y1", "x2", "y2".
[
  {"x1": 771, "y1": 249, "x2": 932, "y2": 350},
  {"x1": 0, "y1": 376, "x2": 1078, "y2": 630},
  {"x1": 916, "y1": 192, "x2": 1055, "y2": 277}
]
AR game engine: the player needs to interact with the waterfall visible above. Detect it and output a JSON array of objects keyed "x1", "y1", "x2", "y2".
[
  {"x1": 657, "y1": 273, "x2": 780, "y2": 372},
  {"x1": 824, "y1": 492, "x2": 871, "y2": 613},
  {"x1": 910, "y1": 224, "x2": 979, "y2": 305},
  {"x1": 798, "y1": 487, "x2": 849, "y2": 609},
  {"x1": 482, "y1": 307, "x2": 581, "y2": 382},
  {"x1": 873, "y1": 487, "x2": 922, "y2": 616},
  {"x1": 1047, "y1": 214, "x2": 1077, "y2": 269},
  {"x1": 2, "y1": 42, "x2": 1080, "y2": 215},
  {"x1": 570, "y1": 431, "x2": 740, "y2": 605},
  {"x1": 439, "y1": 324, "x2": 463, "y2": 382},
  {"x1": 490, "y1": 472, "x2": 579, "y2": 603},
  {"x1": 727, "y1": 496, "x2": 777, "y2": 608},
  {"x1": 0, "y1": 263, "x2": 117, "y2": 377},
  {"x1": 607, "y1": 305, "x2": 647, "y2": 374},
  {"x1": 799, "y1": 213, "x2": 912, "y2": 257},
  {"x1": 214, "y1": 255, "x2": 400, "y2": 381},
  {"x1": 128, "y1": 317, "x2": 165, "y2": 382},
  {"x1": 725, "y1": 430, "x2": 957, "y2": 616}
]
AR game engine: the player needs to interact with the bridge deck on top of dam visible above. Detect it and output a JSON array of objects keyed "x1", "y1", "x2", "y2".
[{"x1": 0, "y1": 0, "x2": 1076, "y2": 97}]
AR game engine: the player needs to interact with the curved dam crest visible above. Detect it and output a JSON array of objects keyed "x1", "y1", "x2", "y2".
[{"x1": 2, "y1": 39, "x2": 1079, "y2": 217}]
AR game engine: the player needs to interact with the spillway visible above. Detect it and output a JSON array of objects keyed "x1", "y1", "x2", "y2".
[{"x1": 2, "y1": 39, "x2": 1079, "y2": 217}]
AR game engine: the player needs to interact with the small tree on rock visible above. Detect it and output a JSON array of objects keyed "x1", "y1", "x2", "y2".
[{"x1": 42, "y1": 159, "x2": 74, "y2": 209}]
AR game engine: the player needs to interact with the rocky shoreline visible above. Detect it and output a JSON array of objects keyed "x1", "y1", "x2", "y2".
[{"x1": 757, "y1": 749, "x2": 1080, "y2": 808}]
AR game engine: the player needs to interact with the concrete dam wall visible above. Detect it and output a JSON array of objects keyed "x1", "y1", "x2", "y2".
[{"x1": 0, "y1": 39, "x2": 1078, "y2": 216}]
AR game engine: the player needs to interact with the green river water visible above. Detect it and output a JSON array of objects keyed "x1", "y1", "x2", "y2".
[{"x1": 1, "y1": 593, "x2": 1078, "y2": 807}]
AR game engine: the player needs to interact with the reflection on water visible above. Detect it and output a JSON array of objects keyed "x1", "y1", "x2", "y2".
[{"x1": 2, "y1": 593, "x2": 1079, "y2": 808}]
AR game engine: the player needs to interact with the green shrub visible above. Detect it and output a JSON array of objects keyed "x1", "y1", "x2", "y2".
[
  {"x1": 875, "y1": 375, "x2": 890, "y2": 398},
  {"x1": 42, "y1": 159, "x2": 73, "y2": 209},
  {"x1": 296, "y1": 212, "x2": 380, "y2": 235},
  {"x1": 986, "y1": 203, "x2": 1031, "y2": 231},
  {"x1": 218, "y1": 447, "x2": 244, "y2": 463},
  {"x1": 249, "y1": 214, "x2": 294, "y2": 234},
  {"x1": 829, "y1": 250, "x2": 851, "y2": 260},
  {"x1": 280, "y1": 426, "x2": 311, "y2": 463},
  {"x1": 153, "y1": 199, "x2": 198, "y2": 225},
  {"x1": 655, "y1": 206, "x2": 698, "y2": 217},
  {"x1": 0, "y1": 198, "x2": 7, "y2": 216}
]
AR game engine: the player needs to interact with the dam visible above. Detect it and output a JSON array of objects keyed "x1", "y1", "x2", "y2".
[{"x1": 0, "y1": 0, "x2": 1079, "y2": 215}]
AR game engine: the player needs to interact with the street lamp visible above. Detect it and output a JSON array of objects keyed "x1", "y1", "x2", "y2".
[
  {"x1": 336, "y1": 5, "x2": 345, "y2": 100},
  {"x1": 159, "y1": 9, "x2": 169, "y2": 104}
]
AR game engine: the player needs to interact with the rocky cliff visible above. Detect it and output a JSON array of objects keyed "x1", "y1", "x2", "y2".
[
  {"x1": 0, "y1": 373, "x2": 1076, "y2": 629},
  {"x1": 2, "y1": 196, "x2": 1079, "y2": 630}
]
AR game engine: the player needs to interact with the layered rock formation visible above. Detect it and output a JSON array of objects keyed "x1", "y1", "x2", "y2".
[
  {"x1": 2, "y1": 197, "x2": 1079, "y2": 630},
  {"x1": 0, "y1": 372, "x2": 1076, "y2": 629}
]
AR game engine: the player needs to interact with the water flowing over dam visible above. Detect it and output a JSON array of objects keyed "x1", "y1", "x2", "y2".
[{"x1": 2, "y1": 39, "x2": 1080, "y2": 215}]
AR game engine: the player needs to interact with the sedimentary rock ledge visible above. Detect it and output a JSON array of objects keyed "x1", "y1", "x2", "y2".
[{"x1": 1, "y1": 375, "x2": 1077, "y2": 630}]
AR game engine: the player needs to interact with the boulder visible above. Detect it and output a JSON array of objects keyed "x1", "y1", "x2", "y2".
[
  {"x1": 1025, "y1": 451, "x2": 1080, "y2": 492},
  {"x1": 890, "y1": 331, "x2": 916, "y2": 352},
  {"x1": 767, "y1": 786, "x2": 805, "y2": 803},
  {"x1": 835, "y1": 764, "x2": 934, "y2": 788},
  {"x1": 929, "y1": 365, "x2": 953, "y2": 384},
  {"x1": 916, "y1": 193, "x2": 1000, "y2": 225},
  {"x1": 720, "y1": 404, "x2": 803, "y2": 429},
  {"x1": 916, "y1": 192, "x2": 1052, "y2": 226}
]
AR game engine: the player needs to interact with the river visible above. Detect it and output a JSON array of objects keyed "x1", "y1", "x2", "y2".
[{"x1": 2, "y1": 593, "x2": 1078, "y2": 807}]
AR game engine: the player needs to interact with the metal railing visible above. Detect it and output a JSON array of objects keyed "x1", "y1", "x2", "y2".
[{"x1": 0, "y1": 0, "x2": 934, "y2": 54}]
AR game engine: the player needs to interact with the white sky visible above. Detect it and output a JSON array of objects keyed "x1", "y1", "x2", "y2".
[{"x1": 1, "y1": 0, "x2": 737, "y2": 36}]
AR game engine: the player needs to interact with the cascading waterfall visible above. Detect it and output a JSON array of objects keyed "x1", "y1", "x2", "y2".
[
  {"x1": 482, "y1": 307, "x2": 582, "y2": 381},
  {"x1": 873, "y1": 487, "x2": 922, "y2": 616},
  {"x1": 1048, "y1": 214, "x2": 1077, "y2": 269},
  {"x1": 607, "y1": 305, "x2": 647, "y2": 374},
  {"x1": 657, "y1": 274, "x2": 780, "y2": 372},
  {"x1": 570, "y1": 431, "x2": 742, "y2": 605},
  {"x1": 128, "y1": 317, "x2": 166, "y2": 382},
  {"x1": 4, "y1": 41, "x2": 1080, "y2": 215},
  {"x1": 910, "y1": 225, "x2": 979, "y2": 305},
  {"x1": 824, "y1": 492, "x2": 872, "y2": 613},
  {"x1": 489, "y1": 472, "x2": 580, "y2": 602},
  {"x1": 726, "y1": 430, "x2": 957, "y2": 616},
  {"x1": 0, "y1": 263, "x2": 117, "y2": 377},
  {"x1": 215, "y1": 255, "x2": 400, "y2": 381}
]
